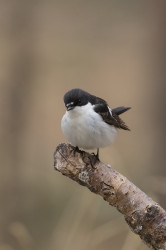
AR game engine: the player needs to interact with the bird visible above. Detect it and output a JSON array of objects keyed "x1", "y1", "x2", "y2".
[{"x1": 61, "y1": 88, "x2": 131, "y2": 159}]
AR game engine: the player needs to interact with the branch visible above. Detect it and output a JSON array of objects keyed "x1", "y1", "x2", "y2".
[{"x1": 54, "y1": 143, "x2": 166, "y2": 250}]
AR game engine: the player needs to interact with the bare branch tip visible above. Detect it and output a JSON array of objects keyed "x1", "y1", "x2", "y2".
[{"x1": 53, "y1": 143, "x2": 166, "y2": 250}]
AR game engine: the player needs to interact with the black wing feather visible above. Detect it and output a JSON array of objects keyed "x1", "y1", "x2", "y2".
[{"x1": 94, "y1": 103, "x2": 130, "y2": 131}]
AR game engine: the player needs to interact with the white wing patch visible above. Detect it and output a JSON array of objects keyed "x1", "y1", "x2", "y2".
[{"x1": 108, "y1": 106, "x2": 112, "y2": 116}]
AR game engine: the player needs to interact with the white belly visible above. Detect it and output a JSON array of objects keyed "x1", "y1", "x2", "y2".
[{"x1": 61, "y1": 104, "x2": 117, "y2": 150}]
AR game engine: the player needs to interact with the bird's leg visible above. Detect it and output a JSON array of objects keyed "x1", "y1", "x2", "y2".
[
  {"x1": 91, "y1": 148, "x2": 100, "y2": 161},
  {"x1": 96, "y1": 148, "x2": 99, "y2": 160}
]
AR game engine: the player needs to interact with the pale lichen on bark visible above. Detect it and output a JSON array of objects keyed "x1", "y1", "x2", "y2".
[{"x1": 54, "y1": 143, "x2": 166, "y2": 250}]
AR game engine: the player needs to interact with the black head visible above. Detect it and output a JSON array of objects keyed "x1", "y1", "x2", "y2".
[{"x1": 64, "y1": 88, "x2": 91, "y2": 111}]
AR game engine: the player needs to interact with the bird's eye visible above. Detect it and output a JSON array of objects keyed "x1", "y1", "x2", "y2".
[{"x1": 78, "y1": 99, "x2": 81, "y2": 104}]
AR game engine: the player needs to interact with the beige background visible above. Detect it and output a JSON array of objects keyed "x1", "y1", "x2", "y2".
[{"x1": 0, "y1": 1, "x2": 165, "y2": 250}]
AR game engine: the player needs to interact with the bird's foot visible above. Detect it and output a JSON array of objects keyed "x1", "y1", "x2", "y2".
[
  {"x1": 71, "y1": 146, "x2": 99, "y2": 167},
  {"x1": 90, "y1": 148, "x2": 100, "y2": 166},
  {"x1": 72, "y1": 146, "x2": 85, "y2": 157}
]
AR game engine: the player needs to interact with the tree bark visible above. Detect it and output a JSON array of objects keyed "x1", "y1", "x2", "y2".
[{"x1": 54, "y1": 143, "x2": 166, "y2": 250}]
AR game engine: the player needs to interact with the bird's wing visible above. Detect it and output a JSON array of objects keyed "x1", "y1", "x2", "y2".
[{"x1": 94, "y1": 104, "x2": 130, "y2": 131}]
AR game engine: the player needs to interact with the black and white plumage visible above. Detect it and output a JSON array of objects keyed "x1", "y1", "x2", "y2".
[{"x1": 61, "y1": 88, "x2": 131, "y2": 156}]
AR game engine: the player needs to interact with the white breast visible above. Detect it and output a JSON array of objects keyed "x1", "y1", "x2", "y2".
[{"x1": 61, "y1": 103, "x2": 117, "y2": 150}]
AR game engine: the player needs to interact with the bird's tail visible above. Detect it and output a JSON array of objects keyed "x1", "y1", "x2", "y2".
[{"x1": 112, "y1": 106, "x2": 131, "y2": 115}]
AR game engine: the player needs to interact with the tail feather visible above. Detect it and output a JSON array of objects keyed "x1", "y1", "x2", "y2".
[{"x1": 112, "y1": 106, "x2": 131, "y2": 115}]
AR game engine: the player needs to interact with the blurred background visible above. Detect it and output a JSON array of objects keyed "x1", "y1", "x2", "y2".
[{"x1": 0, "y1": 1, "x2": 165, "y2": 250}]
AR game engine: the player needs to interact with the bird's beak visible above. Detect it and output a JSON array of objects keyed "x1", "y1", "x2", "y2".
[{"x1": 66, "y1": 102, "x2": 75, "y2": 111}]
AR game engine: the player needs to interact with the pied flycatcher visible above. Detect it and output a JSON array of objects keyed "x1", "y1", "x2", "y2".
[{"x1": 61, "y1": 88, "x2": 131, "y2": 158}]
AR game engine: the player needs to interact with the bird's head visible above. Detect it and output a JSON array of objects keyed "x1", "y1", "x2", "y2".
[{"x1": 64, "y1": 88, "x2": 90, "y2": 111}]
